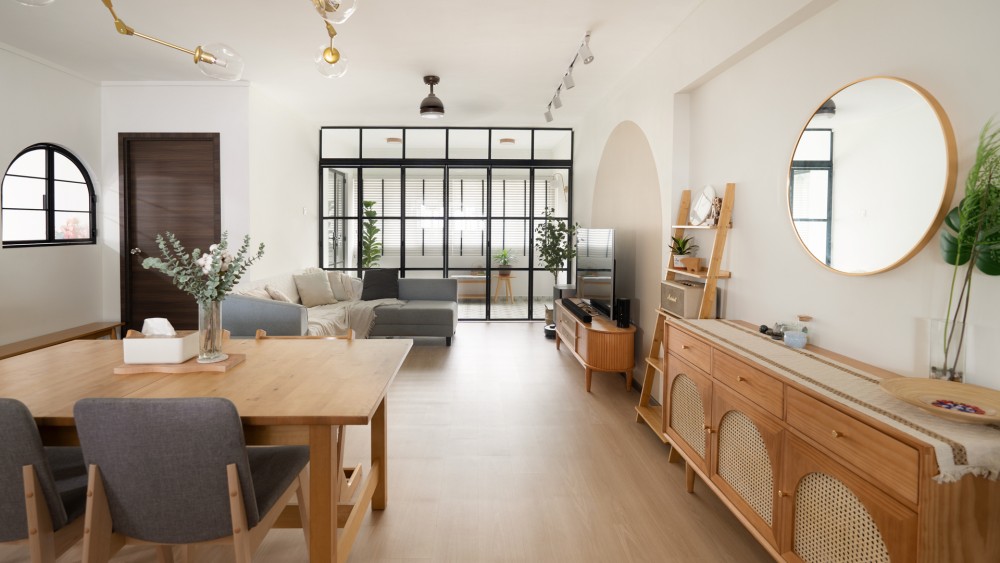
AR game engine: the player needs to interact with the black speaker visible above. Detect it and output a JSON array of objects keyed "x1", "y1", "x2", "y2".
[{"x1": 614, "y1": 298, "x2": 631, "y2": 328}]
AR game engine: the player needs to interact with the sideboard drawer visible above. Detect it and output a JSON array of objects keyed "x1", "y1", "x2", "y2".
[
  {"x1": 713, "y1": 350, "x2": 784, "y2": 419},
  {"x1": 667, "y1": 326, "x2": 711, "y2": 374},
  {"x1": 786, "y1": 387, "x2": 919, "y2": 504}
]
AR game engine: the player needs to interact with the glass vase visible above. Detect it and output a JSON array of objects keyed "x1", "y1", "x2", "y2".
[
  {"x1": 197, "y1": 300, "x2": 228, "y2": 364},
  {"x1": 929, "y1": 318, "x2": 965, "y2": 382}
]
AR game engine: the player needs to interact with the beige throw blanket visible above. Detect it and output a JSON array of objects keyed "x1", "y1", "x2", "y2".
[{"x1": 307, "y1": 299, "x2": 403, "y2": 338}]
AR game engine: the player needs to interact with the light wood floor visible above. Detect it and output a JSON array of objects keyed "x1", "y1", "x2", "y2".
[{"x1": 1, "y1": 322, "x2": 771, "y2": 562}]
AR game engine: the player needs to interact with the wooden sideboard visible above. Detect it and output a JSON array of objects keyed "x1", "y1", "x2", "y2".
[
  {"x1": 647, "y1": 318, "x2": 999, "y2": 562},
  {"x1": 554, "y1": 299, "x2": 635, "y2": 392}
]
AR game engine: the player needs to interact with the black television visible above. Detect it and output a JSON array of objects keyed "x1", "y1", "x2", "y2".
[{"x1": 575, "y1": 228, "x2": 615, "y2": 318}]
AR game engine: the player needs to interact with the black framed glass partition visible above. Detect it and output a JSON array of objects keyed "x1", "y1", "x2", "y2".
[{"x1": 319, "y1": 127, "x2": 573, "y2": 321}]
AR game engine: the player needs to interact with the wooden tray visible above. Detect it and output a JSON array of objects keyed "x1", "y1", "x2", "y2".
[
  {"x1": 880, "y1": 377, "x2": 1000, "y2": 424},
  {"x1": 114, "y1": 353, "x2": 245, "y2": 375}
]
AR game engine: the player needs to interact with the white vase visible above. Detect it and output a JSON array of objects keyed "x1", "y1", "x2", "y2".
[
  {"x1": 198, "y1": 300, "x2": 228, "y2": 364},
  {"x1": 672, "y1": 255, "x2": 687, "y2": 268},
  {"x1": 929, "y1": 318, "x2": 965, "y2": 382}
]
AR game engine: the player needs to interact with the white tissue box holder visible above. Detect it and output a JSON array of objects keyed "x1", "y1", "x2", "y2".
[{"x1": 123, "y1": 331, "x2": 199, "y2": 364}]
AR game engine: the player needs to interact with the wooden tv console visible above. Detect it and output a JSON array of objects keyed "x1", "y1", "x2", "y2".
[
  {"x1": 638, "y1": 317, "x2": 999, "y2": 562},
  {"x1": 554, "y1": 298, "x2": 635, "y2": 392}
]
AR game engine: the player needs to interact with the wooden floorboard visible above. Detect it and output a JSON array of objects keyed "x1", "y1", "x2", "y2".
[{"x1": 0, "y1": 322, "x2": 771, "y2": 563}]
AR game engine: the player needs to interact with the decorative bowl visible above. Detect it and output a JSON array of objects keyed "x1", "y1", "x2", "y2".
[{"x1": 880, "y1": 377, "x2": 1000, "y2": 424}]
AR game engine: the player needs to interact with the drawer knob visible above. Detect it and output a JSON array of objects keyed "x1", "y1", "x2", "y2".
[
  {"x1": 736, "y1": 376, "x2": 745, "y2": 382},
  {"x1": 681, "y1": 345, "x2": 691, "y2": 350},
  {"x1": 777, "y1": 490, "x2": 789, "y2": 498},
  {"x1": 704, "y1": 425, "x2": 715, "y2": 434},
  {"x1": 831, "y1": 430, "x2": 843, "y2": 438}
]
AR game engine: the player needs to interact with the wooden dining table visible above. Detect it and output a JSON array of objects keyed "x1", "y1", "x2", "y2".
[{"x1": 0, "y1": 337, "x2": 413, "y2": 563}]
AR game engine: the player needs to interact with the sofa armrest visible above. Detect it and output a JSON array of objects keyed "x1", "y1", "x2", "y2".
[
  {"x1": 398, "y1": 278, "x2": 458, "y2": 302},
  {"x1": 221, "y1": 295, "x2": 307, "y2": 337}
]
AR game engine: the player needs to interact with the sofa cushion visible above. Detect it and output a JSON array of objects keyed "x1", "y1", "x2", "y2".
[
  {"x1": 372, "y1": 300, "x2": 456, "y2": 326},
  {"x1": 265, "y1": 284, "x2": 294, "y2": 303},
  {"x1": 294, "y1": 271, "x2": 337, "y2": 307},
  {"x1": 361, "y1": 269, "x2": 399, "y2": 300},
  {"x1": 237, "y1": 287, "x2": 271, "y2": 300},
  {"x1": 326, "y1": 271, "x2": 359, "y2": 302}
]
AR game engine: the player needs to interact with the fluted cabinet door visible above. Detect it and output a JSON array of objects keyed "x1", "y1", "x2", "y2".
[
  {"x1": 710, "y1": 384, "x2": 783, "y2": 549},
  {"x1": 779, "y1": 433, "x2": 917, "y2": 563}
]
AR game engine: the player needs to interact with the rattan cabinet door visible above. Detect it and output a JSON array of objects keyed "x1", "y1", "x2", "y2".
[
  {"x1": 710, "y1": 384, "x2": 783, "y2": 549},
  {"x1": 665, "y1": 353, "x2": 713, "y2": 474},
  {"x1": 779, "y1": 433, "x2": 917, "y2": 563}
]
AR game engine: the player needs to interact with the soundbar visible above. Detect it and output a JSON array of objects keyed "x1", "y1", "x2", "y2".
[{"x1": 561, "y1": 298, "x2": 593, "y2": 324}]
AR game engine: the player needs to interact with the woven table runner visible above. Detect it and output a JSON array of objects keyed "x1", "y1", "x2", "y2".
[{"x1": 673, "y1": 318, "x2": 1000, "y2": 483}]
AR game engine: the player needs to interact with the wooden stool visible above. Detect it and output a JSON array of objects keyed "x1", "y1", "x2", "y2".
[{"x1": 493, "y1": 275, "x2": 515, "y2": 304}]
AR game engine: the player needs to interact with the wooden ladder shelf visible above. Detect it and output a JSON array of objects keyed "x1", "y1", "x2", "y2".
[{"x1": 635, "y1": 183, "x2": 735, "y2": 440}]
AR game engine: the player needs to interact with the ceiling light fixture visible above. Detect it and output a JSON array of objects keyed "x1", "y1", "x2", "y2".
[
  {"x1": 542, "y1": 32, "x2": 594, "y2": 123},
  {"x1": 499, "y1": 138, "x2": 515, "y2": 145},
  {"x1": 12, "y1": 0, "x2": 54, "y2": 6},
  {"x1": 420, "y1": 75, "x2": 445, "y2": 119},
  {"x1": 312, "y1": 0, "x2": 354, "y2": 78},
  {"x1": 313, "y1": 0, "x2": 358, "y2": 24},
  {"x1": 315, "y1": 22, "x2": 349, "y2": 78},
  {"x1": 98, "y1": 0, "x2": 244, "y2": 81},
  {"x1": 386, "y1": 137, "x2": 402, "y2": 144}
]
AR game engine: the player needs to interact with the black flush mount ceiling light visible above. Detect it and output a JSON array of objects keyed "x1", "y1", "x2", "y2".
[{"x1": 420, "y1": 75, "x2": 445, "y2": 119}]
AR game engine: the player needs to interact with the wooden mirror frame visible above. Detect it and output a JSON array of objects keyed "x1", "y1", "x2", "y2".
[{"x1": 786, "y1": 76, "x2": 957, "y2": 276}]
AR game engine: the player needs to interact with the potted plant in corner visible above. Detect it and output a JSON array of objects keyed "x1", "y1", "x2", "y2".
[
  {"x1": 535, "y1": 207, "x2": 580, "y2": 287},
  {"x1": 361, "y1": 200, "x2": 382, "y2": 269},
  {"x1": 492, "y1": 248, "x2": 517, "y2": 276},
  {"x1": 670, "y1": 235, "x2": 699, "y2": 269},
  {"x1": 937, "y1": 120, "x2": 1000, "y2": 382}
]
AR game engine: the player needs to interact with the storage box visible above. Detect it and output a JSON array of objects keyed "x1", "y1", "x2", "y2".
[
  {"x1": 661, "y1": 280, "x2": 718, "y2": 319},
  {"x1": 123, "y1": 331, "x2": 199, "y2": 364}
]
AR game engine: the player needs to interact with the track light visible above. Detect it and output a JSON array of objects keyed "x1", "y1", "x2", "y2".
[
  {"x1": 99, "y1": 0, "x2": 243, "y2": 81},
  {"x1": 420, "y1": 75, "x2": 445, "y2": 119},
  {"x1": 563, "y1": 68, "x2": 575, "y2": 90},
  {"x1": 541, "y1": 32, "x2": 594, "y2": 123},
  {"x1": 578, "y1": 35, "x2": 595, "y2": 65}
]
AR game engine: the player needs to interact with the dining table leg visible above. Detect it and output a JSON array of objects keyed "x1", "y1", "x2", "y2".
[
  {"x1": 372, "y1": 397, "x2": 388, "y2": 510},
  {"x1": 309, "y1": 425, "x2": 340, "y2": 563}
]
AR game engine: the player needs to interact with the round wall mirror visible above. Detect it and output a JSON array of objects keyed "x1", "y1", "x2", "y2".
[{"x1": 787, "y1": 77, "x2": 957, "y2": 275}]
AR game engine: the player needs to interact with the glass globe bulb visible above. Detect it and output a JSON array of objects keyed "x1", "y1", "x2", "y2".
[
  {"x1": 317, "y1": 0, "x2": 358, "y2": 24},
  {"x1": 315, "y1": 46, "x2": 348, "y2": 78},
  {"x1": 196, "y1": 43, "x2": 244, "y2": 81},
  {"x1": 13, "y1": 0, "x2": 55, "y2": 6}
]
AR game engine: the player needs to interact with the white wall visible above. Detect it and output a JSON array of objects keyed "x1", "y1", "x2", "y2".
[
  {"x1": 575, "y1": 0, "x2": 1000, "y2": 388},
  {"x1": 0, "y1": 46, "x2": 104, "y2": 345},
  {"x1": 247, "y1": 85, "x2": 320, "y2": 278},
  {"x1": 99, "y1": 82, "x2": 251, "y2": 320}
]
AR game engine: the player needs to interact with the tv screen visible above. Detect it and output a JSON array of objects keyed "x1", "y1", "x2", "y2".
[{"x1": 575, "y1": 228, "x2": 615, "y2": 317}]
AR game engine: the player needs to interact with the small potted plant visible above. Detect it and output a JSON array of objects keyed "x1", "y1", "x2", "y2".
[
  {"x1": 670, "y1": 235, "x2": 699, "y2": 269},
  {"x1": 493, "y1": 248, "x2": 517, "y2": 276}
]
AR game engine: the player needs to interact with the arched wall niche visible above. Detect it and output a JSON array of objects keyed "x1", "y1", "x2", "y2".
[{"x1": 591, "y1": 121, "x2": 663, "y2": 380}]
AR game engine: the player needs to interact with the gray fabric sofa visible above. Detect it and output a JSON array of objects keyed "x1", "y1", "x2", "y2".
[{"x1": 222, "y1": 275, "x2": 458, "y2": 345}]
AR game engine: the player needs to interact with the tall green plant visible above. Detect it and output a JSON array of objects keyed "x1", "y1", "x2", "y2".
[
  {"x1": 938, "y1": 119, "x2": 1000, "y2": 379},
  {"x1": 534, "y1": 207, "x2": 579, "y2": 283},
  {"x1": 361, "y1": 200, "x2": 382, "y2": 269}
]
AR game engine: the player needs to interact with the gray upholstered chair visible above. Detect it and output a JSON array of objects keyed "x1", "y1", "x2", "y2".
[
  {"x1": 73, "y1": 397, "x2": 310, "y2": 563},
  {"x1": 0, "y1": 398, "x2": 88, "y2": 563}
]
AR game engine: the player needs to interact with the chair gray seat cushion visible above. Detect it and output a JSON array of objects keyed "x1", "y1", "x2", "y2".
[
  {"x1": 246, "y1": 446, "x2": 310, "y2": 518},
  {"x1": 373, "y1": 300, "x2": 456, "y2": 326},
  {"x1": 44, "y1": 447, "x2": 88, "y2": 524}
]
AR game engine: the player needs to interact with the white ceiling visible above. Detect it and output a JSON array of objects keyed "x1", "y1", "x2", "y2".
[{"x1": 0, "y1": 0, "x2": 699, "y2": 126}]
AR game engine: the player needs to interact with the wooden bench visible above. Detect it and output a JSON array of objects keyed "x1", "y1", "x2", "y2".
[{"x1": 0, "y1": 321, "x2": 124, "y2": 360}]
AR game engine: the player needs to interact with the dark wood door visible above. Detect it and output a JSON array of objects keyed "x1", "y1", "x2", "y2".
[{"x1": 119, "y1": 133, "x2": 221, "y2": 331}]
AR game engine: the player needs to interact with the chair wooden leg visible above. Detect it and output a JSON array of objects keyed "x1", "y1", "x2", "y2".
[
  {"x1": 296, "y1": 465, "x2": 310, "y2": 547},
  {"x1": 227, "y1": 464, "x2": 253, "y2": 563},
  {"x1": 83, "y1": 465, "x2": 124, "y2": 563},
  {"x1": 154, "y1": 545, "x2": 174, "y2": 563},
  {"x1": 175, "y1": 545, "x2": 191, "y2": 563},
  {"x1": 22, "y1": 465, "x2": 56, "y2": 563}
]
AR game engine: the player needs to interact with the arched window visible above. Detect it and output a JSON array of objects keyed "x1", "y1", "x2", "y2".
[{"x1": 1, "y1": 143, "x2": 96, "y2": 247}]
